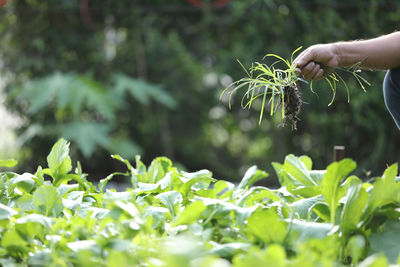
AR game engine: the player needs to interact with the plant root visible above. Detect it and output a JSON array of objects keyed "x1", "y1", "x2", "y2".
[{"x1": 281, "y1": 83, "x2": 302, "y2": 130}]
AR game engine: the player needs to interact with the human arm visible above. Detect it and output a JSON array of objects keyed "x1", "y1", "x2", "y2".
[{"x1": 293, "y1": 31, "x2": 400, "y2": 81}]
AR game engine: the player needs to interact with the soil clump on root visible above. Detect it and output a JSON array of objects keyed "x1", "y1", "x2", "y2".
[{"x1": 281, "y1": 84, "x2": 302, "y2": 130}]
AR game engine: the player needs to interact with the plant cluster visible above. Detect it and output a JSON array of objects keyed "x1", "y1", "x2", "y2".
[
  {"x1": 0, "y1": 139, "x2": 399, "y2": 266},
  {"x1": 221, "y1": 48, "x2": 370, "y2": 130}
]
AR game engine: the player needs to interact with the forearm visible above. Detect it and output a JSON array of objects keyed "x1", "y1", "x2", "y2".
[{"x1": 335, "y1": 31, "x2": 400, "y2": 70}]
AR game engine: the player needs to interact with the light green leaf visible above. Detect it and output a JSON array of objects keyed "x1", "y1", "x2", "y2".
[
  {"x1": 272, "y1": 154, "x2": 316, "y2": 187},
  {"x1": 209, "y1": 242, "x2": 252, "y2": 258},
  {"x1": 173, "y1": 201, "x2": 206, "y2": 227},
  {"x1": 367, "y1": 164, "x2": 400, "y2": 215},
  {"x1": 232, "y1": 244, "x2": 286, "y2": 267},
  {"x1": 289, "y1": 195, "x2": 324, "y2": 220},
  {"x1": 288, "y1": 219, "x2": 332, "y2": 242},
  {"x1": 155, "y1": 191, "x2": 183, "y2": 217},
  {"x1": 321, "y1": 159, "x2": 356, "y2": 224},
  {"x1": 47, "y1": 138, "x2": 72, "y2": 179},
  {"x1": 7, "y1": 173, "x2": 36, "y2": 194},
  {"x1": 299, "y1": 155, "x2": 312, "y2": 170},
  {"x1": 0, "y1": 203, "x2": 18, "y2": 220},
  {"x1": 1, "y1": 227, "x2": 28, "y2": 255},
  {"x1": 340, "y1": 180, "x2": 368, "y2": 234},
  {"x1": 237, "y1": 166, "x2": 268, "y2": 190},
  {"x1": 236, "y1": 186, "x2": 281, "y2": 207},
  {"x1": 247, "y1": 207, "x2": 287, "y2": 243},
  {"x1": 15, "y1": 214, "x2": 53, "y2": 241},
  {"x1": 0, "y1": 159, "x2": 18, "y2": 168},
  {"x1": 32, "y1": 184, "x2": 63, "y2": 217},
  {"x1": 147, "y1": 157, "x2": 173, "y2": 183},
  {"x1": 67, "y1": 240, "x2": 101, "y2": 254}
]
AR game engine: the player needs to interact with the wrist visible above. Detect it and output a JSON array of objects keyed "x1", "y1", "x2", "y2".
[{"x1": 331, "y1": 42, "x2": 343, "y2": 67}]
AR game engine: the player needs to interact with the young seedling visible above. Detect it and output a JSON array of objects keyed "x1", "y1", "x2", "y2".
[{"x1": 221, "y1": 47, "x2": 370, "y2": 130}]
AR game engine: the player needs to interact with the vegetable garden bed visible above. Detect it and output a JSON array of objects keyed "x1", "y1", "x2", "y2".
[{"x1": 0, "y1": 139, "x2": 399, "y2": 266}]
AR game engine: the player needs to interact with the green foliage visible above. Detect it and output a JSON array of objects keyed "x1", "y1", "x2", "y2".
[
  {"x1": 0, "y1": 139, "x2": 399, "y2": 266},
  {"x1": 11, "y1": 72, "x2": 176, "y2": 160},
  {"x1": 1, "y1": 0, "x2": 399, "y2": 182}
]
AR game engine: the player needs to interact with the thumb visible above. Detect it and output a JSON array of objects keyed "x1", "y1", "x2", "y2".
[{"x1": 293, "y1": 49, "x2": 315, "y2": 68}]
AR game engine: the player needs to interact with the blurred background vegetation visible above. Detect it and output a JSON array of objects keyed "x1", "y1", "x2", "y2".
[{"x1": 0, "y1": 0, "x2": 399, "y2": 184}]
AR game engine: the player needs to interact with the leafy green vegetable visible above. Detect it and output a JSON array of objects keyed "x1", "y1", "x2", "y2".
[
  {"x1": 321, "y1": 159, "x2": 356, "y2": 224},
  {"x1": 0, "y1": 139, "x2": 399, "y2": 266}
]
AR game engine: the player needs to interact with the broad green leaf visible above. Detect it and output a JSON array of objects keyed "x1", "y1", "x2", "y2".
[
  {"x1": 236, "y1": 186, "x2": 281, "y2": 207},
  {"x1": 7, "y1": 173, "x2": 36, "y2": 194},
  {"x1": 340, "y1": 180, "x2": 368, "y2": 234},
  {"x1": 346, "y1": 235, "x2": 366, "y2": 265},
  {"x1": 67, "y1": 240, "x2": 101, "y2": 254},
  {"x1": 0, "y1": 203, "x2": 18, "y2": 220},
  {"x1": 1, "y1": 227, "x2": 28, "y2": 256},
  {"x1": 289, "y1": 195, "x2": 324, "y2": 220},
  {"x1": 16, "y1": 214, "x2": 52, "y2": 228},
  {"x1": 309, "y1": 170, "x2": 326, "y2": 184},
  {"x1": 114, "y1": 201, "x2": 141, "y2": 218},
  {"x1": 182, "y1": 175, "x2": 216, "y2": 196},
  {"x1": 247, "y1": 207, "x2": 287, "y2": 243},
  {"x1": 299, "y1": 155, "x2": 312, "y2": 170},
  {"x1": 288, "y1": 219, "x2": 332, "y2": 242},
  {"x1": 232, "y1": 245, "x2": 286, "y2": 267},
  {"x1": 47, "y1": 138, "x2": 72, "y2": 179},
  {"x1": 321, "y1": 159, "x2": 356, "y2": 224},
  {"x1": 237, "y1": 166, "x2": 268, "y2": 190},
  {"x1": 16, "y1": 214, "x2": 53, "y2": 241},
  {"x1": 143, "y1": 206, "x2": 169, "y2": 229},
  {"x1": 28, "y1": 249, "x2": 52, "y2": 266},
  {"x1": 107, "y1": 250, "x2": 131, "y2": 267},
  {"x1": 147, "y1": 157, "x2": 173, "y2": 183},
  {"x1": 367, "y1": 164, "x2": 400, "y2": 216},
  {"x1": 209, "y1": 242, "x2": 252, "y2": 258},
  {"x1": 272, "y1": 154, "x2": 316, "y2": 187},
  {"x1": 57, "y1": 183, "x2": 79, "y2": 197},
  {"x1": 172, "y1": 201, "x2": 206, "y2": 226},
  {"x1": 369, "y1": 220, "x2": 400, "y2": 264},
  {"x1": 63, "y1": 191, "x2": 84, "y2": 210},
  {"x1": 103, "y1": 191, "x2": 132, "y2": 202},
  {"x1": 32, "y1": 184, "x2": 63, "y2": 217},
  {"x1": 155, "y1": 191, "x2": 183, "y2": 217},
  {"x1": 16, "y1": 193, "x2": 34, "y2": 211},
  {"x1": 196, "y1": 180, "x2": 234, "y2": 199},
  {"x1": 290, "y1": 185, "x2": 321, "y2": 198},
  {"x1": 0, "y1": 159, "x2": 18, "y2": 168}
]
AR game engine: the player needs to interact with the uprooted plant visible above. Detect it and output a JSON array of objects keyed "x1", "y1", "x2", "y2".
[{"x1": 220, "y1": 47, "x2": 370, "y2": 130}]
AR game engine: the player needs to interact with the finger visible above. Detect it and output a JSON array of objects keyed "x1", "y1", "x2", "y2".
[
  {"x1": 301, "y1": 62, "x2": 315, "y2": 79},
  {"x1": 304, "y1": 63, "x2": 320, "y2": 80},
  {"x1": 313, "y1": 69, "x2": 324, "y2": 81},
  {"x1": 293, "y1": 49, "x2": 315, "y2": 69}
]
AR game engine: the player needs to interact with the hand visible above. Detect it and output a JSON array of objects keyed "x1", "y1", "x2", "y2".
[{"x1": 293, "y1": 44, "x2": 340, "y2": 81}]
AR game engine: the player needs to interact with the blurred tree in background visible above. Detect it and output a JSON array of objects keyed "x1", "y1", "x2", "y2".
[{"x1": 0, "y1": 0, "x2": 399, "y2": 183}]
